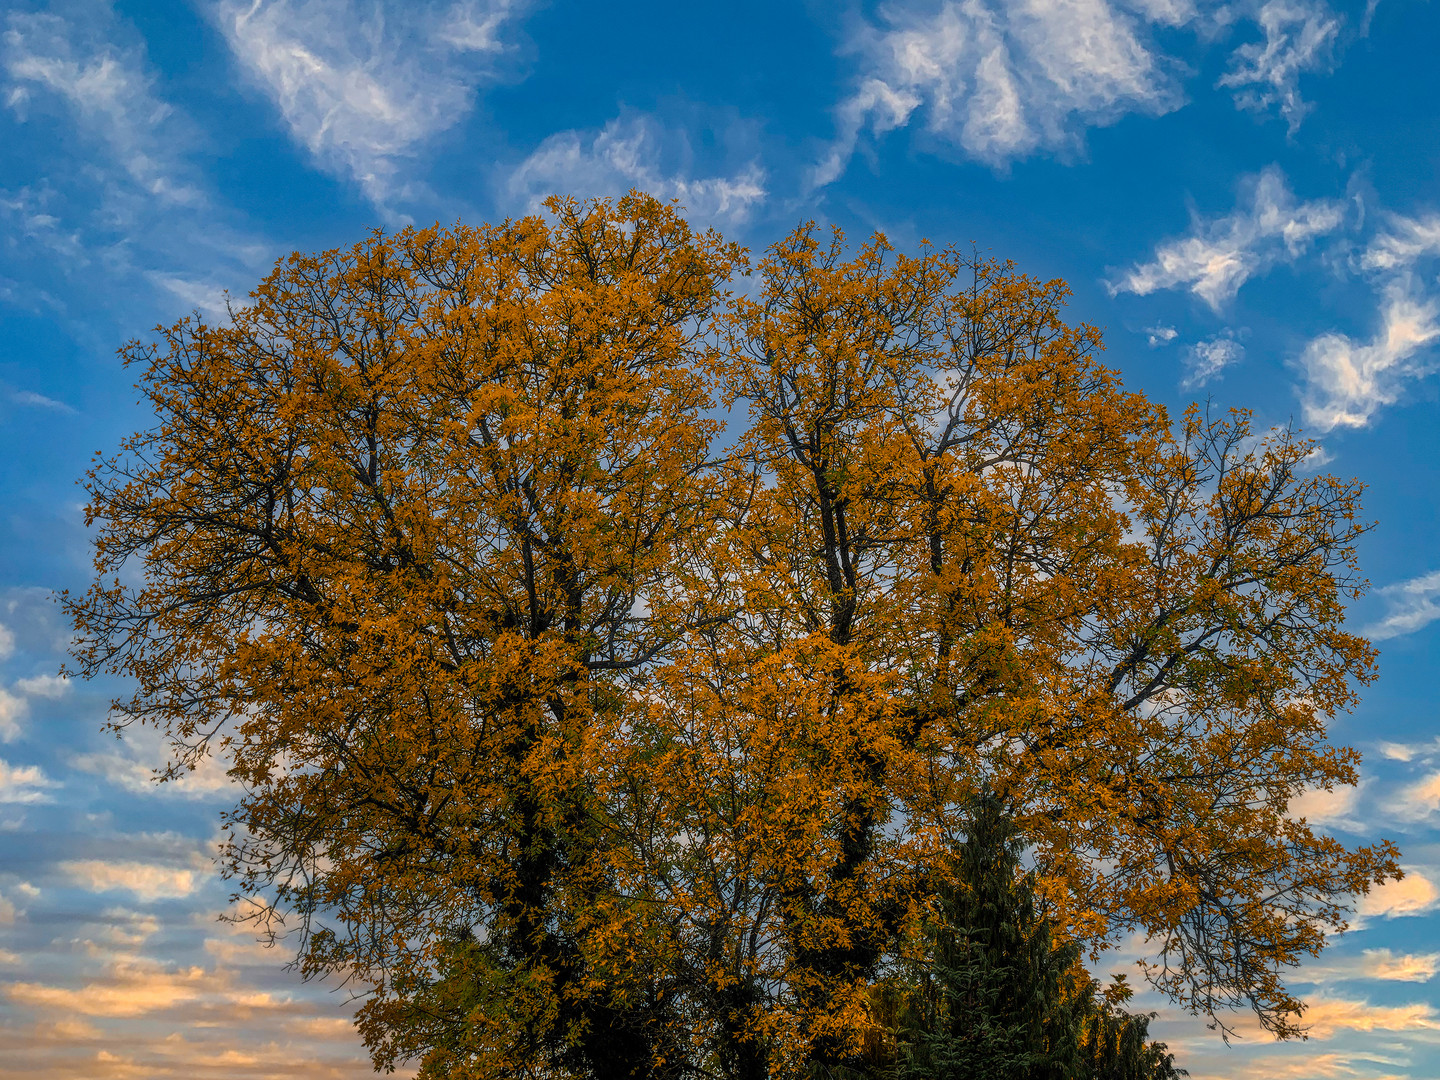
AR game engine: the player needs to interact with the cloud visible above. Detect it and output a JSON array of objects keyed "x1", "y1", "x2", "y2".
[
  {"x1": 2, "y1": 7, "x2": 201, "y2": 205},
  {"x1": 1181, "y1": 331, "x2": 1245, "y2": 388},
  {"x1": 1361, "y1": 213, "x2": 1440, "y2": 273},
  {"x1": 1145, "y1": 323, "x2": 1178, "y2": 346},
  {"x1": 0, "y1": 672, "x2": 68, "y2": 743},
  {"x1": 1290, "y1": 207, "x2": 1440, "y2": 432},
  {"x1": 212, "y1": 0, "x2": 526, "y2": 205},
  {"x1": 1385, "y1": 770, "x2": 1440, "y2": 823},
  {"x1": 1297, "y1": 948, "x2": 1440, "y2": 985},
  {"x1": 1356, "y1": 867, "x2": 1440, "y2": 922},
  {"x1": 1288, "y1": 780, "x2": 1362, "y2": 830},
  {"x1": 814, "y1": 0, "x2": 1180, "y2": 184},
  {"x1": 1365, "y1": 570, "x2": 1440, "y2": 642},
  {"x1": 0, "y1": 758, "x2": 56, "y2": 804},
  {"x1": 1357, "y1": 949, "x2": 1440, "y2": 982},
  {"x1": 70, "y1": 726, "x2": 233, "y2": 800},
  {"x1": 1378, "y1": 741, "x2": 1418, "y2": 762},
  {"x1": 58, "y1": 860, "x2": 207, "y2": 901},
  {"x1": 1218, "y1": 0, "x2": 1341, "y2": 132},
  {"x1": 0, "y1": 6, "x2": 274, "y2": 326},
  {"x1": 1110, "y1": 165, "x2": 1344, "y2": 309},
  {"x1": 1297, "y1": 280, "x2": 1440, "y2": 431},
  {"x1": 8, "y1": 389, "x2": 75, "y2": 413},
  {"x1": 1298, "y1": 995, "x2": 1440, "y2": 1039},
  {"x1": 509, "y1": 114, "x2": 767, "y2": 227},
  {"x1": 5, "y1": 958, "x2": 224, "y2": 1018}
]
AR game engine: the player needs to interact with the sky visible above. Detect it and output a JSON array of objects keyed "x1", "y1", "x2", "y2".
[{"x1": 0, "y1": 0, "x2": 1439, "y2": 1077}]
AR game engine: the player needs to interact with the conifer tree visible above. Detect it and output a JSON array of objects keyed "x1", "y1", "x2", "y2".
[{"x1": 891, "y1": 795, "x2": 1183, "y2": 1080}]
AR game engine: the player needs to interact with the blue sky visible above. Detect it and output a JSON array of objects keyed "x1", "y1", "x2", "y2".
[{"x1": 1, "y1": 1, "x2": 1439, "y2": 1077}]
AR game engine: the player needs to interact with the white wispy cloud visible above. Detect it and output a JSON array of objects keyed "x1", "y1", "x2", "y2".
[
  {"x1": 8, "y1": 388, "x2": 75, "y2": 413},
  {"x1": 0, "y1": 4, "x2": 273, "y2": 324},
  {"x1": 0, "y1": 671, "x2": 68, "y2": 742},
  {"x1": 70, "y1": 726, "x2": 233, "y2": 800},
  {"x1": 1365, "y1": 569, "x2": 1440, "y2": 642},
  {"x1": 2, "y1": 7, "x2": 200, "y2": 205},
  {"x1": 509, "y1": 114, "x2": 767, "y2": 227},
  {"x1": 212, "y1": 0, "x2": 527, "y2": 205},
  {"x1": 813, "y1": 0, "x2": 1180, "y2": 186},
  {"x1": 812, "y1": 2, "x2": 1357, "y2": 186},
  {"x1": 1361, "y1": 212, "x2": 1440, "y2": 273},
  {"x1": 1288, "y1": 207, "x2": 1440, "y2": 430},
  {"x1": 1219, "y1": 0, "x2": 1341, "y2": 132},
  {"x1": 1181, "y1": 330, "x2": 1244, "y2": 387},
  {"x1": 1109, "y1": 165, "x2": 1344, "y2": 309},
  {"x1": 1298, "y1": 280, "x2": 1440, "y2": 431}
]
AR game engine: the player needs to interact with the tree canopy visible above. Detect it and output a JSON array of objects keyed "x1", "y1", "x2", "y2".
[{"x1": 67, "y1": 193, "x2": 1399, "y2": 1079}]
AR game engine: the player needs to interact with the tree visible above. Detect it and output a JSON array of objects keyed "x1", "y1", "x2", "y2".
[
  {"x1": 895, "y1": 793, "x2": 1086, "y2": 1080},
  {"x1": 879, "y1": 794, "x2": 1183, "y2": 1080},
  {"x1": 67, "y1": 195, "x2": 1399, "y2": 1079}
]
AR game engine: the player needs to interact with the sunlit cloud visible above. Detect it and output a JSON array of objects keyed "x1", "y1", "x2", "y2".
[
  {"x1": 1298, "y1": 280, "x2": 1440, "y2": 431},
  {"x1": 1217, "y1": 1050, "x2": 1409, "y2": 1080},
  {"x1": 1297, "y1": 948, "x2": 1440, "y2": 984},
  {"x1": 1289, "y1": 780, "x2": 1364, "y2": 831},
  {"x1": 5, "y1": 958, "x2": 217, "y2": 1018},
  {"x1": 0, "y1": 758, "x2": 56, "y2": 805},
  {"x1": 1299, "y1": 995, "x2": 1440, "y2": 1039},
  {"x1": 1356, "y1": 866, "x2": 1440, "y2": 923},
  {"x1": 1109, "y1": 165, "x2": 1344, "y2": 309},
  {"x1": 1356, "y1": 949, "x2": 1440, "y2": 982},
  {"x1": 58, "y1": 860, "x2": 208, "y2": 902}
]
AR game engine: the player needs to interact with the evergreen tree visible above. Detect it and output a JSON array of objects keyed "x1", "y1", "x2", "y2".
[{"x1": 890, "y1": 795, "x2": 1183, "y2": 1080}]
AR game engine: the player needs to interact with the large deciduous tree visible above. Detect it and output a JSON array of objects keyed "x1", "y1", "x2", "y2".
[{"x1": 67, "y1": 194, "x2": 1399, "y2": 1080}]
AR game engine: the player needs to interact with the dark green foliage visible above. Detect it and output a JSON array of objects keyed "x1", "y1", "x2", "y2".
[
  {"x1": 1075, "y1": 996, "x2": 1185, "y2": 1080},
  {"x1": 886, "y1": 795, "x2": 1184, "y2": 1080}
]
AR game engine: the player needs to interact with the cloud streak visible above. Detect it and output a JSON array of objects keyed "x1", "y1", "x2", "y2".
[{"x1": 1365, "y1": 569, "x2": 1440, "y2": 642}]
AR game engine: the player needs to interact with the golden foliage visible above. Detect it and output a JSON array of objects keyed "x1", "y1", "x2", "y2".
[{"x1": 67, "y1": 194, "x2": 1398, "y2": 1079}]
